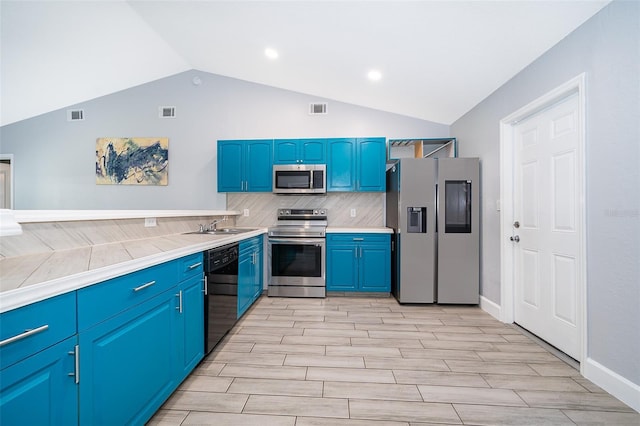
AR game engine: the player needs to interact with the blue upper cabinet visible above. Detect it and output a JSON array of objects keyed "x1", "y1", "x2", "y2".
[
  {"x1": 217, "y1": 140, "x2": 244, "y2": 192},
  {"x1": 217, "y1": 139, "x2": 273, "y2": 192},
  {"x1": 274, "y1": 139, "x2": 326, "y2": 164},
  {"x1": 245, "y1": 140, "x2": 273, "y2": 191},
  {"x1": 357, "y1": 137, "x2": 387, "y2": 191},
  {"x1": 326, "y1": 138, "x2": 357, "y2": 191},
  {"x1": 327, "y1": 137, "x2": 386, "y2": 192}
]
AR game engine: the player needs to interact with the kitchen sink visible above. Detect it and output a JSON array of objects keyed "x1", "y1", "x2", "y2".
[{"x1": 183, "y1": 228, "x2": 256, "y2": 235}]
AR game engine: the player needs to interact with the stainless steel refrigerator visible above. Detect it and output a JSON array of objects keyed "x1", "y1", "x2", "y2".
[{"x1": 386, "y1": 157, "x2": 479, "y2": 304}]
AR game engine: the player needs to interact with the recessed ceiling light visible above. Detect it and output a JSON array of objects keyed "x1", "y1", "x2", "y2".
[
  {"x1": 368, "y1": 70, "x2": 382, "y2": 81},
  {"x1": 265, "y1": 48, "x2": 279, "y2": 60}
]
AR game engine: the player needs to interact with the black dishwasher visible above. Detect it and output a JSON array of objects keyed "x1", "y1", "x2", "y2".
[{"x1": 204, "y1": 243, "x2": 238, "y2": 354}]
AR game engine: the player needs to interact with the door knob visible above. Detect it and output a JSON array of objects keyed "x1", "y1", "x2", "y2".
[
  {"x1": 513, "y1": 221, "x2": 520, "y2": 229},
  {"x1": 510, "y1": 235, "x2": 520, "y2": 242}
]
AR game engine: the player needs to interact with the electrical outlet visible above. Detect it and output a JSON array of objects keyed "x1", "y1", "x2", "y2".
[
  {"x1": 144, "y1": 217, "x2": 157, "y2": 227},
  {"x1": 350, "y1": 208, "x2": 356, "y2": 218},
  {"x1": 243, "y1": 209, "x2": 250, "y2": 217}
]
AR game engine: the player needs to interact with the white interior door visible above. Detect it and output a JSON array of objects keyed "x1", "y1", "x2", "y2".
[{"x1": 513, "y1": 92, "x2": 582, "y2": 360}]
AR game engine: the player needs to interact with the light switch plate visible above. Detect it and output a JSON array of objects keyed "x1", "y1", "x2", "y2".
[
  {"x1": 243, "y1": 209, "x2": 250, "y2": 217},
  {"x1": 350, "y1": 208, "x2": 356, "y2": 218}
]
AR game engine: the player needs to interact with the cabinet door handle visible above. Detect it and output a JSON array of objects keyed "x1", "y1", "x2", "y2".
[
  {"x1": 203, "y1": 275, "x2": 208, "y2": 295},
  {"x1": 68, "y1": 344, "x2": 80, "y2": 384},
  {"x1": 133, "y1": 280, "x2": 156, "y2": 292},
  {"x1": 188, "y1": 262, "x2": 202, "y2": 270},
  {"x1": 176, "y1": 290, "x2": 183, "y2": 313},
  {"x1": 0, "y1": 324, "x2": 49, "y2": 347}
]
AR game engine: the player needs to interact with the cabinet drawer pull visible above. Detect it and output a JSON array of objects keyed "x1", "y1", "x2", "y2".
[
  {"x1": 68, "y1": 345, "x2": 80, "y2": 384},
  {"x1": 133, "y1": 280, "x2": 156, "y2": 292},
  {"x1": 0, "y1": 324, "x2": 49, "y2": 347},
  {"x1": 176, "y1": 291, "x2": 183, "y2": 313},
  {"x1": 352, "y1": 238, "x2": 364, "y2": 241},
  {"x1": 188, "y1": 262, "x2": 203, "y2": 270}
]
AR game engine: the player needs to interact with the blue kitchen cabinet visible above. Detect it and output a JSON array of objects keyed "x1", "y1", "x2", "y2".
[
  {"x1": 238, "y1": 235, "x2": 263, "y2": 318},
  {"x1": 357, "y1": 137, "x2": 387, "y2": 192},
  {"x1": 326, "y1": 234, "x2": 390, "y2": 292},
  {"x1": 175, "y1": 255, "x2": 205, "y2": 382},
  {"x1": 326, "y1": 137, "x2": 386, "y2": 192},
  {"x1": 0, "y1": 292, "x2": 78, "y2": 426},
  {"x1": 0, "y1": 336, "x2": 78, "y2": 426},
  {"x1": 326, "y1": 138, "x2": 357, "y2": 191},
  {"x1": 218, "y1": 139, "x2": 273, "y2": 192},
  {"x1": 274, "y1": 139, "x2": 326, "y2": 164},
  {"x1": 77, "y1": 254, "x2": 204, "y2": 425},
  {"x1": 326, "y1": 244, "x2": 359, "y2": 291},
  {"x1": 78, "y1": 289, "x2": 178, "y2": 426}
]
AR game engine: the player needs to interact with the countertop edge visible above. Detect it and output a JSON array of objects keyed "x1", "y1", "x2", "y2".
[
  {"x1": 0, "y1": 228, "x2": 267, "y2": 313},
  {"x1": 13, "y1": 210, "x2": 241, "y2": 223},
  {"x1": 326, "y1": 227, "x2": 393, "y2": 234}
]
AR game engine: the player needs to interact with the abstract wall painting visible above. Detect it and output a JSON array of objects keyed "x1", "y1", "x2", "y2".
[{"x1": 96, "y1": 137, "x2": 168, "y2": 185}]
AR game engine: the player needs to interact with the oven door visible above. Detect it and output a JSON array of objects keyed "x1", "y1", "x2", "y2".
[{"x1": 268, "y1": 237, "x2": 325, "y2": 287}]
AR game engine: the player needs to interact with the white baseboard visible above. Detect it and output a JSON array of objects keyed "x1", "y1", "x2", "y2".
[
  {"x1": 480, "y1": 296, "x2": 501, "y2": 321},
  {"x1": 583, "y1": 357, "x2": 640, "y2": 413}
]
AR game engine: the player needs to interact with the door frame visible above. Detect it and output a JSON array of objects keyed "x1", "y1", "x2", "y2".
[
  {"x1": 0, "y1": 154, "x2": 14, "y2": 209},
  {"x1": 499, "y1": 73, "x2": 587, "y2": 367}
]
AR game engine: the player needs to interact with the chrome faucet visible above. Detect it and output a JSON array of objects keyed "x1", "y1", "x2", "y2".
[{"x1": 206, "y1": 216, "x2": 228, "y2": 232}]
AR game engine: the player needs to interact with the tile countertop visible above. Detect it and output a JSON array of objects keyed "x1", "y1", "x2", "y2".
[
  {"x1": 326, "y1": 227, "x2": 393, "y2": 234},
  {"x1": 0, "y1": 228, "x2": 267, "y2": 314}
]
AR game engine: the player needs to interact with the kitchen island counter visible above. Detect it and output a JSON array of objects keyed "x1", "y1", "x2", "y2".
[{"x1": 0, "y1": 228, "x2": 267, "y2": 313}]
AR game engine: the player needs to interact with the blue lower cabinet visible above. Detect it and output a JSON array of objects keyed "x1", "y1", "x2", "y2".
[
  {"x1": 326, "y1": 245, "x2": 358, "y2": 291},
  {"x1": 176, "y1": 274, "x2": 205, "y2": 382},
  {"x1": 359, "y1": 243, "x2": 391, "y2": 292},
  {"x1": 79, "y1": 290, "x2": 178, "y2": 426},
  {"x1": 326, "y1": 234, "x2": 390, "y2": 292},
  {"x1": 0, "y1": 336, "x2": 78, "y2": 426},
  {"x1": 1, "y1": 255, "x2": 205, "y2": 426},
  {"x1": 238, "y1": 236, "x2": 263, "y2": 318}
]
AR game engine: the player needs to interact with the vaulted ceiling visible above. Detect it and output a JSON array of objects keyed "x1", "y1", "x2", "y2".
[{"x1": 0, "y1": 0, "x2": 609, "y2": 127}]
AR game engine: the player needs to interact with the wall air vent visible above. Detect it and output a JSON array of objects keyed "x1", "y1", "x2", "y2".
[
  {"x1": 309, "y1": 103, "x2": 328, "y2": 115},
  {"x1": 159, "y1": 106, "x2": 176, "y2": 118},
  {"x1": 67, "y1": 109, "x2": 84, "y2": 121}
]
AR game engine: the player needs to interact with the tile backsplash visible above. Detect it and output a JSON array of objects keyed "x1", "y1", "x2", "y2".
[{"x1": 229, "y1": 193, "x2": 384, "y2": 227}]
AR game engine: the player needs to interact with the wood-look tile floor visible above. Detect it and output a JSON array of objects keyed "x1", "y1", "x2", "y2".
[{"x1": 148, "y1": 296, "x2": 639, "y2": 426}]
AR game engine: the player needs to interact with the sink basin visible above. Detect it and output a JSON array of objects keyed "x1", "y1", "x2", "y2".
[{"x1": 183, "y1": 228, "x2": 256, "y2": 236}]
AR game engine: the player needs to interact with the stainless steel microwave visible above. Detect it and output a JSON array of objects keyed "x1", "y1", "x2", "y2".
[{"x1": 273, "y1": 164, "x2": 326, "y2": 194}]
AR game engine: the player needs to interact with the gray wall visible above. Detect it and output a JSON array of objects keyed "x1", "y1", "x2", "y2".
[
  {"x1": 451, "y1": 1, "x2": 639, "y2": 385},
  {"x1": 0, "y1": 71, "x2": 448, "y2": 210}
]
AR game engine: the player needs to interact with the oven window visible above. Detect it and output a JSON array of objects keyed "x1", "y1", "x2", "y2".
[
  {"x1": 271, "y1": 243, "x2": 322, "y2": 277},
  {"x1": 275, "y1": 171, "x2": 310, "y2": 189}
]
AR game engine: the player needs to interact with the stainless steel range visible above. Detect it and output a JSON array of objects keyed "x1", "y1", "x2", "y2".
[{"x1": 268, "y1": 208, "x2": 327, "y2": 298}]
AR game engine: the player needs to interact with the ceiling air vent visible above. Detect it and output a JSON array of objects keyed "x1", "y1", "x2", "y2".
[
  {"x1": 159, "y1": 106, "x2": 176, "y2": 118},
  {"x1": 67, "y1": 109, "x2": 84, "y2": 122},
  {"x1": 309, "y1": 103, "x2": 328, "y2": 115}
]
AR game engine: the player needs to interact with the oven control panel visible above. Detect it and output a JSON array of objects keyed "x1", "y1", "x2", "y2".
[{"x1": 277, "y1": 208, "x2": 327, "y2": 218}]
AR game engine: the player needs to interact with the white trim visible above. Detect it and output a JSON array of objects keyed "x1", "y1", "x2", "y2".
[
  {"x1": 499, "y1": 73, "x2": 587, "y2": 366},
  {"x1": 479, "y1": 296, "x2": 501, "y2": 321},
  {"x1": 0, "y1": 209, "x2": 22, "y2": 236},
  {"x1": 13, "y1": 210, "x2": 241, "y2": 223},
  {"x1": 583, "y1": 358, "x2": 640, "y2": 413}
]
